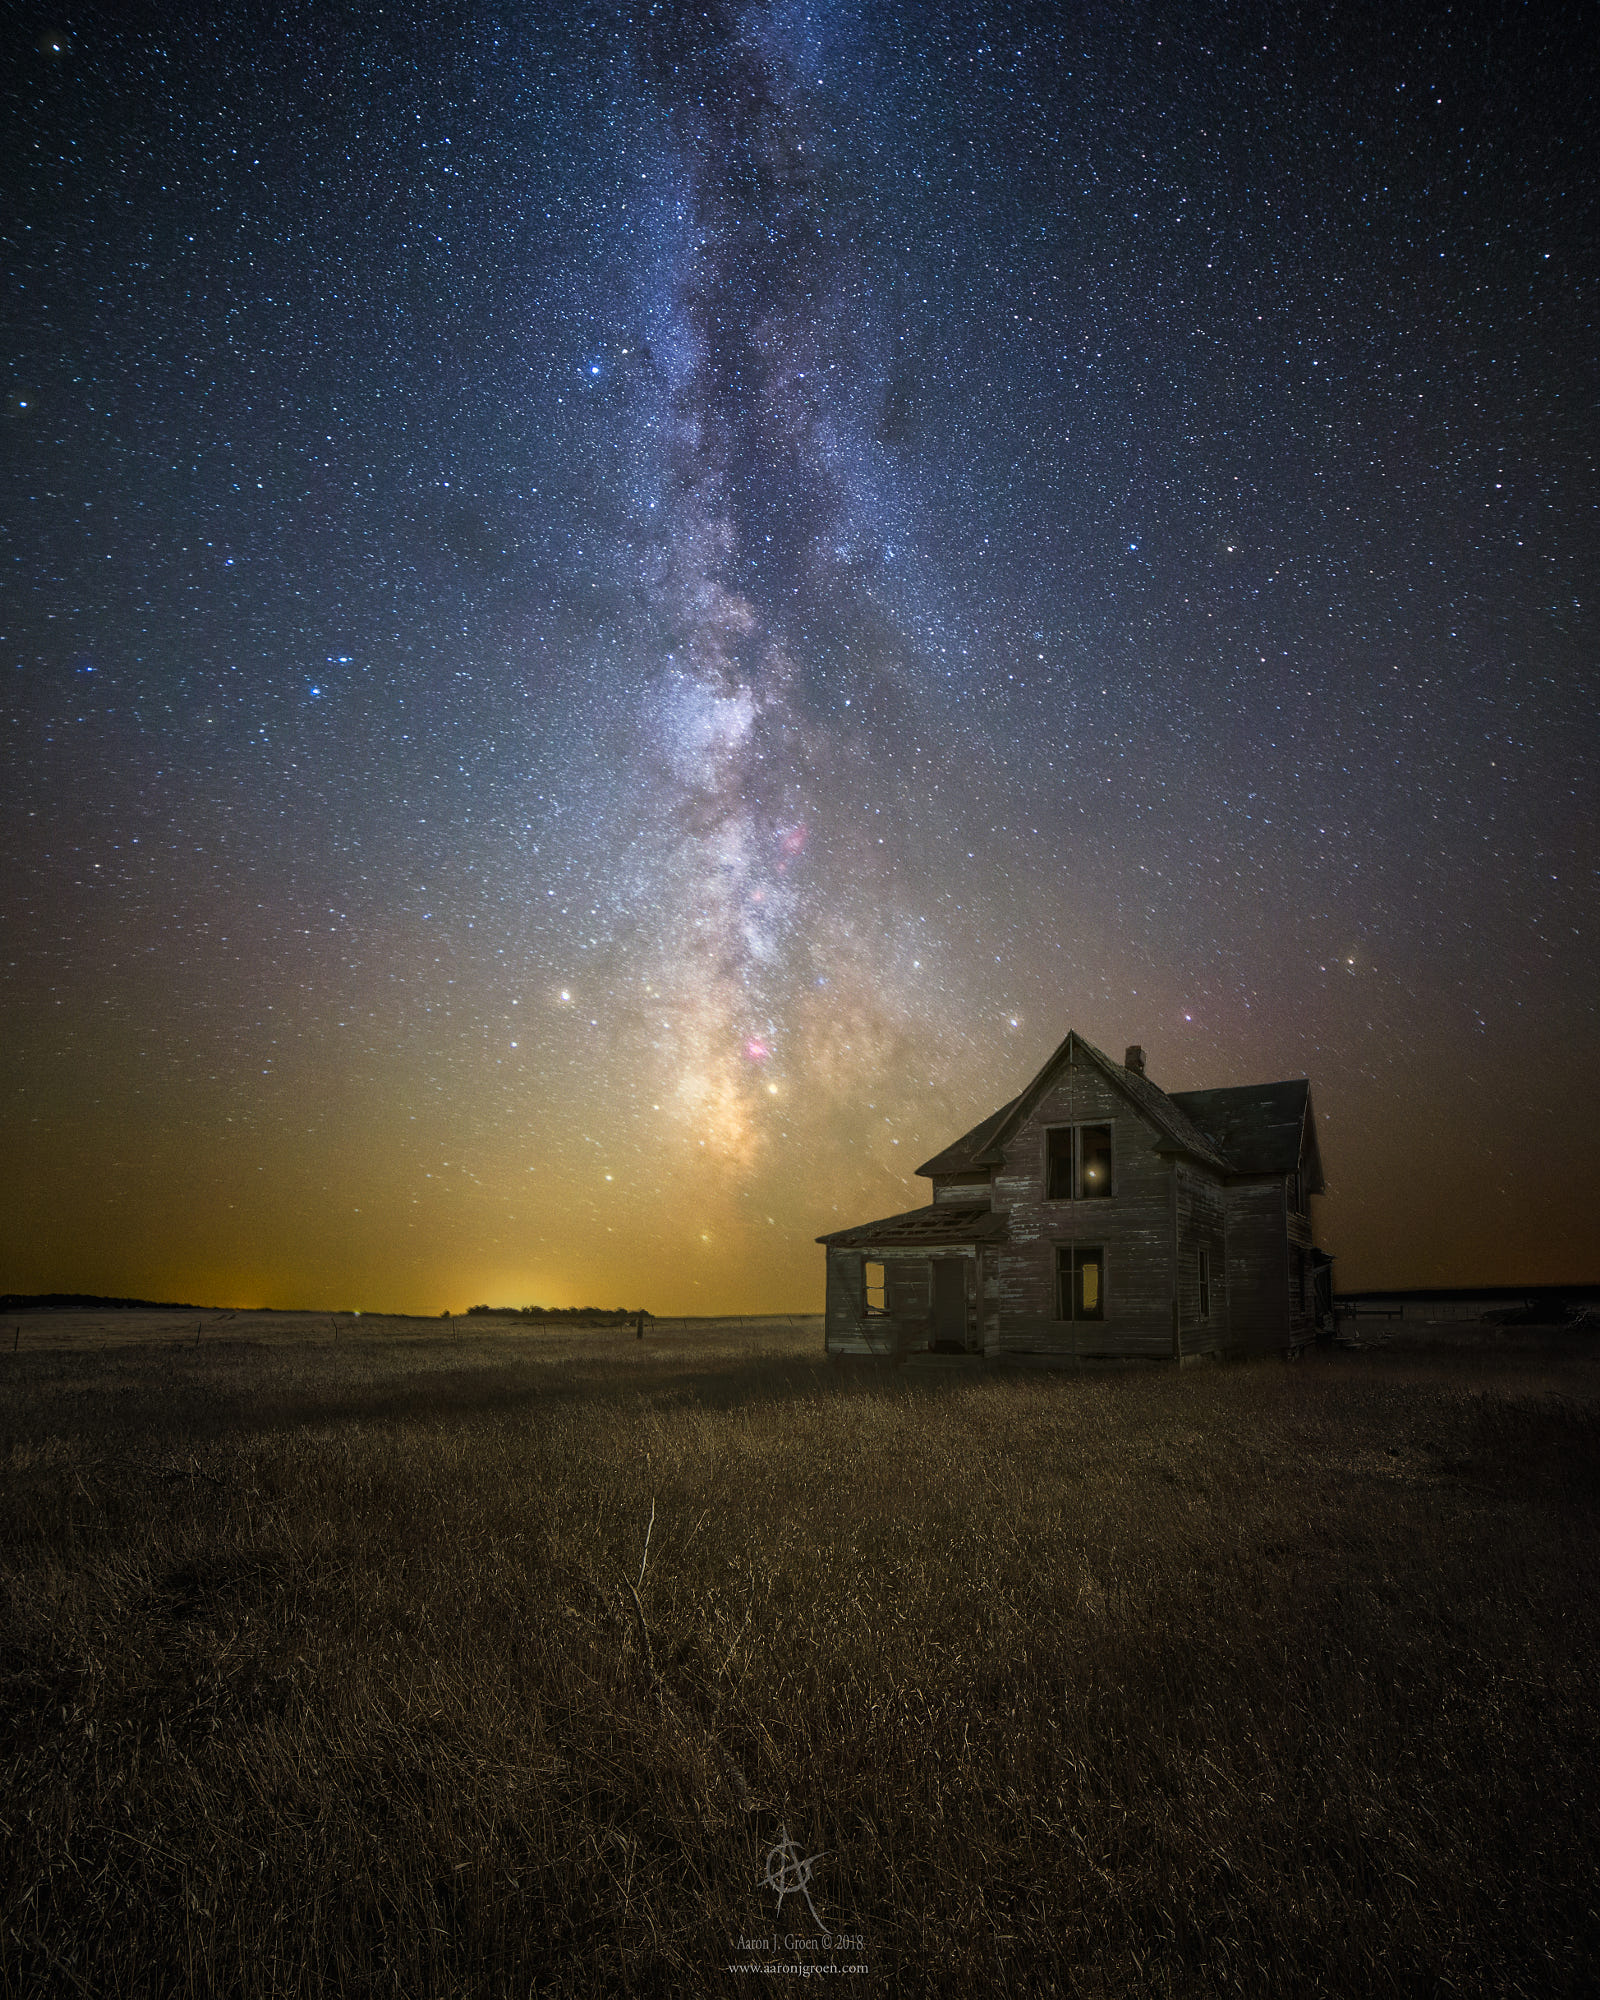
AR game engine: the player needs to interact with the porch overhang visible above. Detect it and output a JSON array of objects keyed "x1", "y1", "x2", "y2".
[{"x1": 817, "y1": 1201, "x2": 1009, "y2": 1250}]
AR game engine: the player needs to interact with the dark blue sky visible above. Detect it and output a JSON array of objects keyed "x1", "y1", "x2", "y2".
[{"x1": 4, "y1": 1, "x2": 1595, "y2": 1309}]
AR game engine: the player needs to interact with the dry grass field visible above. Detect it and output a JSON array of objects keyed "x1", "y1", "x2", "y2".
[{"x1": 2, "y1": 1311, "x2": 1597, "y2": 1997}]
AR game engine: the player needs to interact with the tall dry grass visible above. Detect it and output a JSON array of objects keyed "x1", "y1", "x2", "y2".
[{"x1": 2, "y1": 1317, "x2": 1597, "y2": 1995}]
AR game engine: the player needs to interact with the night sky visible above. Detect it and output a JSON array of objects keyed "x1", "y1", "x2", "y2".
[{"x1": 4, "y1": 2, "x2": 1595, "y2": 1314}]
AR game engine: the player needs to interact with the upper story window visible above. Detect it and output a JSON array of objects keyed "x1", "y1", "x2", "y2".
[
  {"x1": 1045, "y1": 1123, "x2": 1114, "y2": 1200},
  {"x1": 1288, "y1": 1169, "x2": 1306, "y2": 1213}
]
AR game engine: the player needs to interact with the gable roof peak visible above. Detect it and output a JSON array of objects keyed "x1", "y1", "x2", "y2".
[{"x1": 917, "y1": 1027, "x2": 1235, "y2": 1179}]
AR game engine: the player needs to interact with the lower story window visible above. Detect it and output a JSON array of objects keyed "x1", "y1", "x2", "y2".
[
  {"x1": 1055, "y1": 1245, "x2": 1106, "y2": 1322},
  {"x1": 864, "y1": 1259, "x2": 887, "y2": 1314},
  {"x1": 1198, "y1": 1247, "x2": 1211, "y2": 1321}
]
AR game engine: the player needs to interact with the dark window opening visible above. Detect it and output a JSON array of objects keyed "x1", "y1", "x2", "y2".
[
  {"x1": 1078, "y1": 1125, "x2": 1112, "y2": 1198},
  {"x1": 1055, "y1": 1245, "x2": 1106, "y2": 1321},
  {"x1": 1198, "y1": 1247, "x2": 1211, "y2": 1321},
  {"x1": 1045, "y1": 1124, "x2": 1115, "y2": 1201},
  {"x1": 1046, "y1": 1128, "x2": 1073, "y2": 1200}
]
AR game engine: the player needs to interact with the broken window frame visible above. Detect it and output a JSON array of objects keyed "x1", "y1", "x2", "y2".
[
  {"x1": 1054, "y1": 1244, "x2": 1107, "y2": 1322},
  {"x1": 1198, "y1": 1246, "x2": 1211, "y2": 1322},
  {"x1": 863, "y1": 1258, "x2": 888, "y2": 1316},
  {"x1": 1043, "y1": 1123, "x2": 1115, "y2": 1202}
]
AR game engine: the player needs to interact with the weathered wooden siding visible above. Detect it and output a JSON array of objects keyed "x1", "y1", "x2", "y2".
[
  {"x1": 824, "y1": 1245, "x2": 981, "y2": 1356},
  {"x1": 991, "y1": 1054, "x2": 1177, "y2": 1359},
  {"x1": 1285, "y1": 1126, "x2": 1321, "y2": 1345},
  {"x1": 886, "y1": 1254, "x2": 932, "y2": 1346},
  {"x1": 824, "y1": 1248, "x2": 870, "y2": 1355},
  {"x1": 1285, "y1": 1194, "x2": 1317, "y2": 1346},
  {"x1": 1175, "y1": 1162, "x2": 1228, "y2": 1357},
  {"x1": 979, "y1": 1243, "x2": 1002, "y2": 1356},
  {"x1": 1223, "y1": 1179, "x2": 1288, "y2": 1354},
  {"x1": 932, "y1": 1172, "x2": 991, "y2": 1206}
]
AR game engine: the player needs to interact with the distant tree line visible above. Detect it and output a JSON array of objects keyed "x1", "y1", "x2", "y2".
[
  {"x1": 0, "y1": 1293, "x2": 209, "y2": 1312},
  {"x1": 462, "y1": 1304, "x2": 650, "y2": 1323}
]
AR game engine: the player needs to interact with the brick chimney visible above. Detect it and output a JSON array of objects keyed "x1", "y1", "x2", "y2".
[{"x1": 1124, "y1": 1045, "x2": 1146, "y2": 1076}]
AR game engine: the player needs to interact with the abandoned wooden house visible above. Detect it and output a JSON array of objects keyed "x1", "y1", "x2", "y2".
[{"x1": 819, "y1": 1031, "x2": 1328, "y2": 1364}]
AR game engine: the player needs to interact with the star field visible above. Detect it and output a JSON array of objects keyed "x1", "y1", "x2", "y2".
[{"x1": 3, "y1": 2, "x2": 1595, "y2": 1310}]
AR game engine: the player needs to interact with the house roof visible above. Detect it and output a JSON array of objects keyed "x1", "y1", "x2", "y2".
[
  {"x1": 915, "y1": 1094, "x2": 1022, "y2": 1176},
  {"x1": 1098, "y1": 1049, "x2": 1234, "y2": 1173},
  {"x1": 816, "y1": 1201, "x2": 1009, "y2": 1249},
  {"x1": 1169, "y1": 1080, "x2": 1323, "y2": 1186},
  {"x1": 914, "y1": 1031, "x2": 1233, "y2": 1178},
  {"x1": 912, "y1": 1032, "x2": 1327, "y2": 1183}
]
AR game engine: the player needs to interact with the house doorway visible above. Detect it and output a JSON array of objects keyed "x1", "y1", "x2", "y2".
[{"x1": 930, "y1": 1258, "x2": 970, "y2": 1352}]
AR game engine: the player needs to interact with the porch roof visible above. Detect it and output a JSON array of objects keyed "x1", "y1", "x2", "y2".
[{"x1": 816, "y1": 1201, "x2": 1008, "y2": 1249}]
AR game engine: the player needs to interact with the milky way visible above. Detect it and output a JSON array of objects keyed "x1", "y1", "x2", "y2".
[
  {"x1": 3, "y1": 1, "x2": 1595, "y2": 1309},
  {"x1": 627, "y1": 5, "x2": 953, "y2": 1170}
]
